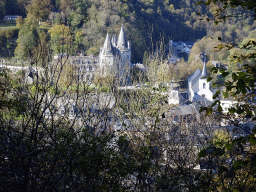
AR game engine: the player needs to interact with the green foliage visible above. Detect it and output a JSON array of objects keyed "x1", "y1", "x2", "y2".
[
  {"x1": 15, "y1": 15, "x2": 39, "y2": 59},
  {"x1": 99, "y1": 86, "x2": 111, "y2": 92},
  {"x1": 197, "y1": 1, "x2": 256, "y2": 191},
  {"x1": 48, "y1": 24, "x2": 77, "y2": 54},
  {"x1": 0, "y1": 0, "x2": 6, "y2": 20},
  {"x1": 27, "y1": 0, "x2": 52, "y2": 21},
  {"x1": 0, "y1": 31, "x2": 7, "y2": 57},
  {"x1": 15, "y1": 16, "x2": 24, "y2": 28},
  {"x1": 0, "y1": 28, "x2": 19, "y2": 57}
]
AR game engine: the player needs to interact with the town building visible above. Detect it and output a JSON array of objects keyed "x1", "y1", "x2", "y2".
[{"x1": 3, "y1": 15, "x2": 20, "y2": 21}]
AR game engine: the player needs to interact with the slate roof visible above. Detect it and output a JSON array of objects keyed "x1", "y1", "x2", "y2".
[
  {"x1": 200, "y1": 61, "x2": 207, "y2": 78},
  {"x1": 169, "y1": 104, "x2": 198, "y2": 116},
  {"x1": 102, "y1": 32, "x2": 114, "y2": 55},
  {"x1": 117, "y1": 24, "x2": 128, "y2": 50},
  {"x1": 188, "y1": 68, "x2": 201, "y2": 87}
]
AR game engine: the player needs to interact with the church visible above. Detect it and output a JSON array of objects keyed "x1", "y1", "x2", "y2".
[
  {"x1": 168, "y1": 61, "x2": 213, "y2": 105},
  {"x1": 188, "y1": 61, "x2": 213, "y2": 102}
]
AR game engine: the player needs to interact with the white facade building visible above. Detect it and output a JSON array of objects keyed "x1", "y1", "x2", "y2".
[{"x1": 188, "y1": 62, "x2": 213, "y2": 102}]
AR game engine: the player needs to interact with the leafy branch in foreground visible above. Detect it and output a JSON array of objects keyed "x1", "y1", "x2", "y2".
[{"x1": 197, "y1": 1, "x2": 256, "y2": 191}]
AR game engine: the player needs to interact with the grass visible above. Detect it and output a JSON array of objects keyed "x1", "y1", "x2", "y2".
[
  {"x1": 0, "y1": 21, "x2": 17, "y2": 29},
  {"x1": 0, "y1": 26, "x2": 18, "y2": 30},
  {"x1": 3, "y1": 58, "x2": 31, "y2": 67},
  {"x1": 39, "y1": 22, "x2": 52, "y2": 30},
  {"x1": 0, "y1": 20, "x2": 52, "y2": 30},
  {"x1": 61, "y1": 84, "x2": 96, "y2": 92}
]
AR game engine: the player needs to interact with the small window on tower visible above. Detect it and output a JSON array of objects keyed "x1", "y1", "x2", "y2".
[{"x1": 203, "y1": 83, "x2": 206, "y2": 89}]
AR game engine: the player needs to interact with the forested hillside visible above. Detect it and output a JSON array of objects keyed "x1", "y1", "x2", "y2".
[
  {"x1": 189, "y1": 5, "x2": 256, "y2": 70},
  {"x1": 1, "y1": 0, "x2": 256, "y2": 65},
  {"x1": 1, "y1": 0, "x2": 210, "y2": 62}
]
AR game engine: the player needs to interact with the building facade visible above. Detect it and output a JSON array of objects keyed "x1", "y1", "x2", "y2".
[{"x1": 4, "y1": 15, "x2": 20, "y2": 21}]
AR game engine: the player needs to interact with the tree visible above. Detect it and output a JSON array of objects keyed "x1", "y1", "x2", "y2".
[
  {"x1": 15, "y1": 16, "x2": 24, "y2": 28},
  {"x1": 197, "y1": 1, "x2": 256, "y2": 191},
  {"x1": 15, "y1": 15, "x2": 39, "y2": 60},
  {"x1": 197, "y1": 0, "x2": 256, "y2": 23},
  {"x1": 0, "y1": 0, "x2": 6, "y2": 20},
  {"x1": 48, "y1": 24, "x2": 74, "y2": 54},
  {"x1": 27, "y1": 0, "x2": 52, "y2": 21},
  {"x1": 0, "y1": 31, "x2": 7, "y2": 57}
]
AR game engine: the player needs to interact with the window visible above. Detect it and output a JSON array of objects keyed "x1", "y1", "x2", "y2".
[{"x1": 203, "y1": 83, "x2": 206, "y2": 89}]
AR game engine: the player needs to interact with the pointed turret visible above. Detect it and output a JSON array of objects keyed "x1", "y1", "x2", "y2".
[
  {"x1": 117, "y1": 24, "x2": 128, "y2": 50},
  {"x1": 200, "y1": 61, "x2": 207, "y2": 78},
  {"x1": 102, "y1": 32, "x2": 113, "y2": 55}
]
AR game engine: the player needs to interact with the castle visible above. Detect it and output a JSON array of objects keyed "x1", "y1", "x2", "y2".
[
  {"x1": 55, "y1": 25, "x2": 132, "y2": 85},
  {"x1": 99, "y1": 24, "x2": 132, "y2": 84}
]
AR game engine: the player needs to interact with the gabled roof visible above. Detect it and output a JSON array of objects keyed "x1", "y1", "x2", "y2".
[
  {"x1": 102, "y1": 32, "x2": 114, "y2": 55},
  {"x1": 117, "y1": 24, "x2": 128, "y2": 50},
  {"x1": 188, "y1": 68, "x2": 201, "y2": 82},
  {"x1": 169, "y1": 104, "x2": 198, "y2": 116},
  {"x1": 188, "y1": 68, "x2": 202, "y2": 88}
]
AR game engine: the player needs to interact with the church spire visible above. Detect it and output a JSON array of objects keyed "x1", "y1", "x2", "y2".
[
  {"x1": 201, "y1": 61, "x2": 207, "y2": 78},
  {"x1": 117, "y1": 24, "x2": 128, "y2": 50},
  {"x1": 102, "y1": 32, "x2": 113, "y2": 55}
]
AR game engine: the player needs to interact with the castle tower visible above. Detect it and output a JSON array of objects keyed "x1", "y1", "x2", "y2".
[
  {"x1": 98, "y1": 25, "x2": 131, "y2": 85},
  {"x1": 116, "y1": 24, "x2": 131, "y2": 85},
  {"x1": 99, "y1": 32, "x2": 115, "y2": 76}
]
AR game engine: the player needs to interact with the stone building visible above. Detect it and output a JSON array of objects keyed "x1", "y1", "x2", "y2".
[
  {"x1": 54, "y1": 25, "x2": 132, "y2": 85},
  {"x1": 99, "y1": 24, "x2": 132, "y2": 85},
  {"x1": 69, "y1": 55, "x2": 99, "y2": 83},
  {"x1": 4, "y1": 15, "x2": 19, "y2": 21}
]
